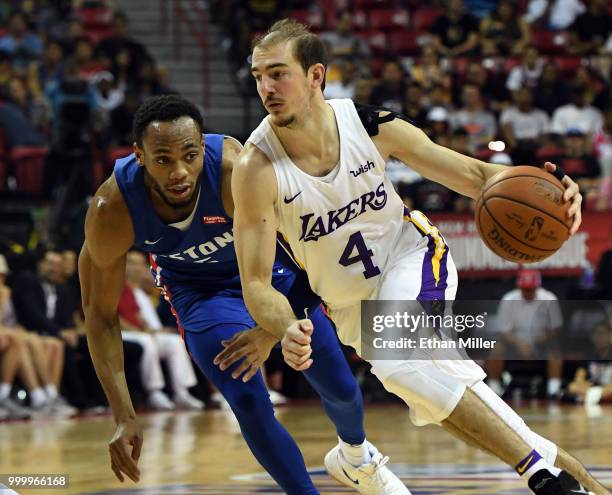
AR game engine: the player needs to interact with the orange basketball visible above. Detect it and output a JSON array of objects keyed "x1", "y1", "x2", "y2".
[{"x1": 475, "y1": 166, "x2": 571, "y2": 263}]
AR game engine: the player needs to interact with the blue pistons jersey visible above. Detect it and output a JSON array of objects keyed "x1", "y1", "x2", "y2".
[{"x1": 114, "y1": 133, "x2": 319, "y2": 332}]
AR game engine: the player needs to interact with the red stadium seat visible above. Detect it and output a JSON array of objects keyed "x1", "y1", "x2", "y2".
[
  {"x1": 290, "y1": 9, "x2": 324, "y2": 29},
  {"x1": 85, "y1": 26, "x2": 115, "y2": 44},
  {"x1": 107, "y1": 146, "x2": 134, "y2": 171},
  {"x1": 553, "y1": 56, "x2": 582, "y2": 75},
  {"x1": 368, "y1": 8, "x2": 410, "y2": 30},
  {"x1": 388, "y1": 31, "x2": 420, "y2": 56},
  {"x1": 75, "y1": 6, "x2": 112, "y2": 28},
  {"x1": 360, "y1": 30, "x2": 387, "y2": 54},
  {"x1": 531, "y1": 30, "x2": 566, "y2": 55},
  {"x1": 412, "y1": 8, "x2": 443, "y2": 31},
  {"x1": 11, "y1": 147, "x2": 48, "y2": 195}
]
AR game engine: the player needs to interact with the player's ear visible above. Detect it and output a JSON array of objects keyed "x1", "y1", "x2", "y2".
[
  {"x1": 310, "y1": 63, "x2": 326, "y2": 90},
  {"x1": 133, "y1": 143, "x2": 144, "y2": 167}
]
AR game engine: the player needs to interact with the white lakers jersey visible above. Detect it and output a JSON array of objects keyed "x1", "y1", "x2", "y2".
[{"x1": 247, "y1": 98, "x2": 406, "y2": 309}]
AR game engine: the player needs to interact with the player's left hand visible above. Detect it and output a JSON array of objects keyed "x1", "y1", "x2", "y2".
[
  {"x1": 544, "y1": 161, "x2": 582, "y2": 235},
  {"x1": 213, "y1": 326, "x2": 279, "y2": 382}
]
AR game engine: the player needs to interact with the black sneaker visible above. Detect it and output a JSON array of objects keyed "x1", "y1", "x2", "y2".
[{"x1": 528, "y1": 470, "x2": 593, "y2": 495}]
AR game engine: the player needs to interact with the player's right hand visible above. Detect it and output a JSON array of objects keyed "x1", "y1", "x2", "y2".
[
  {"x1": 281, "y1": 319, "x2": 313, "y2": 371},
  {"x1": 109, "y1": 418, "x2": 142, "y2": 483}
]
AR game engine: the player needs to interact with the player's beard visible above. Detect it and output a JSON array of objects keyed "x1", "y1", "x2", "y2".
[
  {"x1": 272, "y1": 113, "x2": 295, "y2": 127},
  {"x1": 146, "y1": 169, "x2": 203, "y2": 210}
]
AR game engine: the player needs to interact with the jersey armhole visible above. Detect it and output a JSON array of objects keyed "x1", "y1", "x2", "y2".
[{"x1": 353, "y1": 102, "x2": 414, "y2": 137}]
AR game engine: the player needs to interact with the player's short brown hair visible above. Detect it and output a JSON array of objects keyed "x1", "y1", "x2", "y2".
[{"x1": 252, "y1": 18, "x2": 328, "y2": 90}]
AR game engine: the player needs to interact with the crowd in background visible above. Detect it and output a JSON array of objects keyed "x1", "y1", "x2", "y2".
[
  {"x1": 0, "y1": 0, "x2": 611, "y2": 421},
  {"x1": 216, "y1": 0, "x2": 612, "y2": 213}
]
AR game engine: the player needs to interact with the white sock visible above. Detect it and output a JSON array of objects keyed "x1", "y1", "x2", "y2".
[
  {"x1": 45, "y1": 384, "x2": 58, "y2": 399},
  {"x1": 30, "y1": 388, "x2": 48, "y2": 408},
  {"x1": 339, "y1": 437, "x2": 371, "y2": 466},
  {"x1": 547, "y1": 378, "x2": 561, "y2": 396},
  {"x1": 0, "y1": 382, "x2": 10, "y2": 400},
  {"x1": 517, "y1": 450, "x2": 562, "y2": 482}
]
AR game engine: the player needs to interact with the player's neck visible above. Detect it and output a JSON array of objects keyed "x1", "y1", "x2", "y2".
[{"x1": 273, "y1": 99, "x2": 339, "y2": 170}]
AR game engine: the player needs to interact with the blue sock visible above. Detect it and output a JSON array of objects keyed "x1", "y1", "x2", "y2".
[{"x1": 185, "y1": 325, "x2": 319, "y2": 495}]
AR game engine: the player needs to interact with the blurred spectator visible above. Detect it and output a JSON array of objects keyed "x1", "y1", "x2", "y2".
[
  {"x1": 523, "y1": 0, "x2": 585, "y2": 30},
  {"x1": 324, "y1": 60, "x2": 357, "y2": 100},
  {"x1": 134, "y1": 57, "x2": 174, "y2": 97},
  {"x1": 411, "y1": 44, "x2": 452, "y2": 93},
  {"x1": 0, "y1": 10, "x2": 44, "y2": 71},
  {"x1": 551, "y1": 84, "x2": 603, "y2": 137},
  {"x1": 398, "y1": 178, "x2": 459, "y2": 213},
  {"x1": 0, "y1": 50, "x2": 12, "y2": 88},
  {"x1": 402, "y1": 82, "x2": 428, "y2": 128},
  {"x1": 11, "y1": 250, "x2": 90, "y2": 409},
  {"x1": 506, "y1": 45, "x2": 544, "y2": 92},
  {"x1": 430, "y1": 0, "x2": 480, "y2": 57},
  {"x1": 8, "y1": 75, "x2": 50, "y2": 131},
  {"x1": 95, "y1": 11, "x2": 150, "y2": 82},
  {"x1": 320, "y1": 10, "x2": 370, "y2": 65},
  {"x1": 449, "y1": 83, "x2": 497, "y2": 151},
  {"x1": 73, "y1": 36, "x2": 104, "y2": 80},
  {"x1": 427, "y1": 82, "x2": 453, "y2": 110},
  {"x1": 426, "y1": 106, "x2": 451, "y2": 147},
  {"x1": 109, "y1": 89, "x2": 139, "y2": 145},
  {"x1": 37, "y1": 40, "x2": 65, "y2": 87},
  {"x1": 0, "y1": 254, "x2": 74, "y2": 417},
  {"x1": 593, "y1": 106, "x2": 612, "y2": 181},
  {"x1": 567, "y1": 0, "x2": 611, "y2": 56},
  {"x1": 480, "y1": 0, "x2": 530, "y2": 56},
  {"x1": 91, "y1": 71, "x2": 124, "y2": 111},
  {"x1": 486, "y1": 269, "x2": 564, "y2": 398},
  {"x1": 548, "y1": 129, "x2": 600, "y2": 188},
  {"x1": 353, "y1": 77, "x2": 373, "y2": 106},
  {"x1": 596, "y1": 226, "x2": 612, "y2": 297},
  {"x1": 370, "y1": 60, "x2": 406, "y2": 113},
  {"x1": 489, "y1": 151, "x2": 513, "y2": 165},
  {"x1": 0, "y1": 84, "x2": 46, "y2": 147},
  {"x1": 500, "y1": 87, "x2": 550, "y2": 164},
  {"x1": 567, "y1": 322, "x2": 612, "y2": 405},
  {"x1": 460, "y1": 60, "x2": 508, "y2": 112},
  {"x1": 533, "y1": 62, "x2": 569, "y2": 116},
  {"x1": 449, "y1": 128, "x2": 472, "y2": 155},
  {"x1": 118, "y1": 250, "x2": 204, "y2": 411}
]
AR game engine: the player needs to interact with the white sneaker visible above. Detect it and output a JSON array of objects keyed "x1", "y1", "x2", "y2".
[
  {"x1": 324, "y1": 442, "x2": 411, "y2": 494},
  {"x1": 268, "y1": 389, "x2": 288, "y2": 406},
  {"x1": 174, "y1": 393, "x2": 204, "y2": 410},
  {"x1": 49, "y1": 396, "x2": 78, "y2": 417},
  {"x1": 148, "y1": 391, "x2": 175, "y2": 411},
  {"x1": 585, "y1": 386, "x2": 603, "y2": 406},
  {"x1": 0, "y1": 406, "x2": 9, "y2": 420},
  {"x1": 0, "y1": 397, "x2": 32, "y2": 420},
  {"x1": 211, "y1": 392, "x2": 232, "y2": 410}
]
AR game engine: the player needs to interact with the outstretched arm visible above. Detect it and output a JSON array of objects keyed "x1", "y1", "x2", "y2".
[
  {"x1": 232, "y1": 144, "x2": 313, "y2": 370},
  {"x1": 79, "y1": 176, "x2": 142, "y2": 482},
  {"x1": 373, "y1": 116, "x2": 582, "y2": 234}
]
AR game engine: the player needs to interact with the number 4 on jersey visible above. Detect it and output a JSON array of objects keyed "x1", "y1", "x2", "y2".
[{"x1": 339, "y1": 231, "x2": 381, "y2": 279}]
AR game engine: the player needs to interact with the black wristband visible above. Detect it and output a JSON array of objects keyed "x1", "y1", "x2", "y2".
[{"x1": 549, "y1": 165, "x2": 566, "y2": 182}]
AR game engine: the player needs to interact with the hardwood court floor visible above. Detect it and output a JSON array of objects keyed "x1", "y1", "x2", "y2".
[{"x1": 1, "y1": 403, "x2": 611, "y2": 495}]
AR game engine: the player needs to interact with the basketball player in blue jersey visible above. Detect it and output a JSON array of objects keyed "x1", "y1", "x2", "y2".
[
  {"x1": 79, "y1": 95, "x2": 409, "y2": 494},
  {"x1": 229, "y1": 20, "x2": 609, "y2": 495}
]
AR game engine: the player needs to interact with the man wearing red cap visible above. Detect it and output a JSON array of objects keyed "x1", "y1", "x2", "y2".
[{"x1": 487, "y1": 269, "x2": 564, "y2": 398}]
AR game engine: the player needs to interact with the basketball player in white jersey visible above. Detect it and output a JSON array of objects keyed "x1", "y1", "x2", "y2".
[{"x1": 227, "y1": 19, "x2": 609, "y2": 495}]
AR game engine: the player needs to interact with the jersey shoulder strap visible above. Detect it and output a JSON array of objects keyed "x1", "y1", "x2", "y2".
[{"x1": 354, "y1": 102, "x2": 414, "y2": 137}]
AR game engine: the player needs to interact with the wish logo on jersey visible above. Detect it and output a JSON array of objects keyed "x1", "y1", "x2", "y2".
[
  {"x1": 299, "y1": 182, "x2": 387, "y2": 242},
  {"x1": 157, "y1": 231, "x2": 234, "y2": 263},
  {"x1": 350, "y1": 160, "x2": 375, "y2": 178}
]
